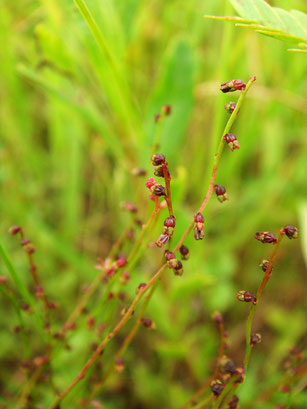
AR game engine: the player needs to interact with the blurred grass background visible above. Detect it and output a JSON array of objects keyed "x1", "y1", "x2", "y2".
[{"x1": 0, "y1": 0, "x2": 306, "y2": 408}]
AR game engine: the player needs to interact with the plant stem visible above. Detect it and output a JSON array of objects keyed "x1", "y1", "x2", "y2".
[
  {"x1": 88, "y1": 284, "x2": 157, "y2": 401},
  {"x1": 190, "y1": 394, "x2": 212, "y2": 409},
  {"x1": 244, "y1": 234, "x2": 284, "y2": 369},
  {"x1": 47, "y1": 78, "x2": 256, "y2": 409},
  {"x1": 163, "y1": 162, "x2": 174, "y2": 216},
  {"x1": 179, "y1": 379, "x2": 212, "y2": 409}
]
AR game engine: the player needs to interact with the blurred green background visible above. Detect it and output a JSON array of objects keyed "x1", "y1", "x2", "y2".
[{"x1": 0, "y1": 0, "x2": 306, "y2": 408}]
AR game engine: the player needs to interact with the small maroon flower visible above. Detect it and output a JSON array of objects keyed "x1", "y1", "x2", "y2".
[
  {"x1": 152, "y1": 184, "x2": 166, "y2": 196},
  {"x1": 224, "y1": 101, "x2": 237, "y2": 113},
  {"x1": 130, "y1": 168, "x2": 146, "y2": 176},
  {"x1": 115, "y1": 357, "x2": 125, "y2": 373},
  {"x1": 228, "y1": 395, "x2": 239, "y2": 409},
  {"x1": 156, "y1": 234, "x2": 170, "y2": 247},
  {"x1": 164, "y1": 215, "x2": 176, "y2": 228},
  {"x1": 237, "y1": 290, "x2": 257, "y2": 303},
  {"x1": 162, "y1": 104, "x2": 171, "y2": 115},
  {"x1": 141, "y1": 318, "x2": 156, "y2": 329},
  {"x1": 223, "y1": 133, "x2": 240, "y2": 151},
  {"x1": 254, "y1": 232, "x2": 277, "y2": 244},
  {"x1": 137, "y1": 283, "x2": 147, "y2": 293},
  {"x1": 194, "y1": 212, "x2": 204, "y2": 240},
  {"x1": 210, "y1": 380, "x2": 224, "y2": 396},
  {"x1": 250, "y1": 333, "x2": 262, "y2": 346},
  {"x1": 0, "y1": 276, "x2": 7, "y2": 284},
  {"x1": 219, "y1": 356, "x2": 236, "y2": 375},
  {"x1": 220, "y1": 79, "x2": 246, "y2": 93},
  {"x1": 179, "y1": 245, "x2": 190, "y2": 260},
  {"x1": 214, "y1": 184, "x2": 228, "y2": 203},
  {"x1": 154, "y1": 166, "x2": 164, "y2": 177},
  {"x1": 165, "y1": 250, "x2": 175, "y2": 261},
  {"x1": 259, "y1": 259, "x2": 270, "y2": 272},
  {"x1": 151, "y1": 154, "x2": 166, "y2": 166},
  {"x1": 122, "y1": 201, "x2": 138, "y2": 213},
  {"x1": 8, "y1": 225, "x2": 22, "y2": 235},
  {"x1": 155, "y1": 113, "x2": 161, "y2": 122},
  {"x1": 145, "y1": 177, "x2": 156, "y2": 190},
  {"x1": 21, "y1": 238, "x2": 30, "y2": 246},
  {"x1": 211, "y1": 311, "x2": 223, "y2": 324},
  {"x1": 281, "y1": 225, "x2": 298, "y2": 239},
  {"x1": 116, "y1": 257, "x2": 127, "y2": 268}
]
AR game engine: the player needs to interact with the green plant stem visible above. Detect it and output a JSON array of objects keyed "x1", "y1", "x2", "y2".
[
  {"x1": 0, "y1": 243, "x2": 46, "y2": 337},
  {"x1": 244, "y1": 233, "x2": 284, "y2": 369},
  {"x1": 190, "y1": 394, "x2": 212, "y2": 409},
  {"x1": 47, "y1": 78, "x2": 255, "y2": 409},
  {"x1": 212, "y1": 376, "x2": 238, "y2": 409},
  {"x1": 88, "y1": 284, "x2": 157, "y2": 401},
  {"x1": 14, "y1": 366, "x2": 44, "y2": 409},
  {"x1": 179, "y1": 379, "x2": 212, "y2": 409}
]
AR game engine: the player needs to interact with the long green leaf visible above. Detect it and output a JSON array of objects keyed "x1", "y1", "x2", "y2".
[{"x1": 205, "y1": 0, "x2": 307, "y2": 52}]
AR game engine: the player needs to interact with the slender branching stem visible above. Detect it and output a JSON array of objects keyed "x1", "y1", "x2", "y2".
[
  {"x1": 47, "y1": 78, "x2": 255, "y2": 408},
  {"x1": 244, "y1": 234, "x2": 284, "y2": 369}
]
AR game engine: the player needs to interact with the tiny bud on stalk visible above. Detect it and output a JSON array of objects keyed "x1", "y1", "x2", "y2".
[
  {"x1": 259, "y1": 259, "x2": 270, "y2": 272},
  {"x1": 254, "y1": 231, "x2": 277, "y2": 244},
  {"x1": 250, "y1": 333, "x2": 262, "y2": 346},
  {"x1": 210, "y1": 380, "x2": 224, "y2": 396},
  {"x1": 223, "y1": 133, "x2": 240, "y2": 151},
  {"x1": 8, "y1": 225, "x2": 22, "y2": 235},
  {"x1": 151, "y1": 154, "x2": 166, "y2": 166},
  {"x1": 237, "y1": 290, "x2": 257, "y2": 304},
  {"x1": 179, "y1": 245, "x2": 189, "y2": 260},
  {"x1": 194, "y1": 212, "x2": 205, "y2": 240},
  {"x1": 224, "y1": 101, "x2": 237, "y2": 113},
  {"x1": 220, "y1": 79, "x2": 246, "y2": 93},
  {"x1": 228, "y1": 395, "x2": 239, "y2": 409},
  {"x1": 214, "y1": 184, "x2": 228, "y2": 203},
  {"x1": 162, "y1": 104, "x2": 171, "y2": 115},
  {"x1": 281, "y1": 225, "x2": 298, "y2": 239}
]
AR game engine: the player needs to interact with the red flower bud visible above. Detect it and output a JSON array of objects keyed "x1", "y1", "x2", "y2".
[
  {"x1": 281, "y1": 225, "x2": 298, "y2": 239},
  {"x1": 220, "y1": 79, "x2": 246, "y2": 93},
  {"x1": 155, "y1": 113, "x2": 161, "y2": 122},
  {"x1": 164, "y1": 215, "x2": 176, "y2": 228},
  {"x1": 165, "y1": 250, "x2": 175, "y2": 261},
  {"x1": 223, "y1": 133, "x2": 240, "y2": 151},
  {"x1": 137, "y1": 283, "x2": 147, "y2": 293},
  {"x1": 162, "y1": 104, "x2": 171, "y2": 115},
  {"x1": 179, "y1": 245, "x2": 189, "y2": 260},
  {"x1": 116, "y1": 257, "x2": 127, "y2": 268},
  {"x1": 115, "y1": 357, "x2": 125, "y2": 373},
  {"x1": 152, "y1": 184, "x2": 166, "y2": 196},
  {"x1": 151, "y1": 154, "x2": 166, "y2": 166},
  {"x1": 8, "y1": 225, "x2": 22, "y2": 235},
  {"x1": 250, "y1": 333, "x2": 262, "y2": 345},
  {"x1": 210, "y1": 380, "x2": 224, "y2": 396},
  {"x1": 228, "y1": 395, "x2": 239, "y2": 409},
  {"x1": 214, "y1": 184, "x2": 228, "y2": 203},
  {"x1": 254, "y1": 232, "x2": 277, "y2": 244},
  {"x1": 259, "y1": 259, "x2": 270, "y2": 272},
  {"x1": 194, "y1": 212, "x2": 204, "y2": 240},
  {"x1": 145, "y1": 177, "x2": 156, "y2": 190},
  {"x1": 224, "y1": 102, "x2": 237, "y2": 113},
  {"x1": 130, "y1": 168, "x2": 146, "y2": 176},
  {"x1": 211, "y1": 311, "x2": 223, "y2": 324},
  {"x1": 122, "y1": 201, "x2": 138, "y2": 213},
  {"x1": 154, "y1": 165, "x2": 164, "y2": 177},
  {"x1": 237, "y1": 290, "x2": 257, "y2": 303}
]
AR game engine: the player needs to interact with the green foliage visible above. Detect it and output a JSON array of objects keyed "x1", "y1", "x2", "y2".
[
  {"x1": 0, "y1": 0, "x2": 306, "y2": 408},
  {"x1": 205, "y1": 0, "x2": 307, "y2": 52}
]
